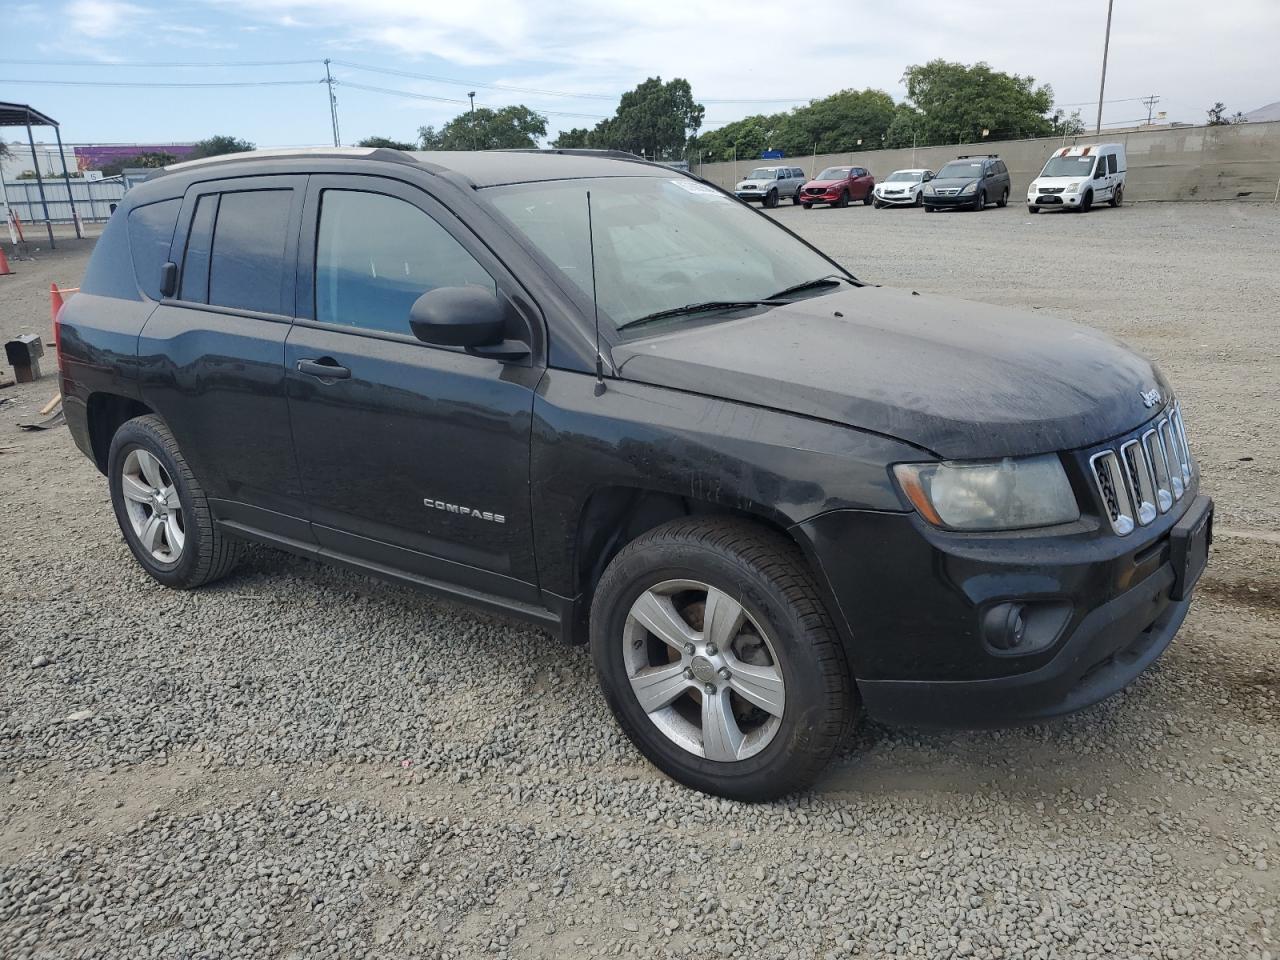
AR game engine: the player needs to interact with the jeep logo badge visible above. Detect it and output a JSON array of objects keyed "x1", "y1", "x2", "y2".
[{"x1": 1140, "y1": 388, "x2": 1161, "y2": 408}]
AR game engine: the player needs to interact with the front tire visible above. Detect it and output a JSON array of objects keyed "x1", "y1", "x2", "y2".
[
  {"x1": 1028, "y1": 205, "x2": 1040, "y2": 214},
  {"x1": 862, "y1": 191, "x2": 873, "y2": 206},
  {"x1": 1079, "y1": 190, "x2": 1093, "y2": 212},
  {"x1": 764, "y1": 190, "x2": 779, "y2": 209},
  {"x1": 836, "y1": 190, "x2": 849, "y2": 208},
  {"x1": 972, "y1": 190, "x2": 986, "y2": 211},
  {"x1": 108, "y1": 415, "x2": 242, "y2": 589},
  {"x1": 590, "y1": 518, "x2": 853, "y2": 801}
]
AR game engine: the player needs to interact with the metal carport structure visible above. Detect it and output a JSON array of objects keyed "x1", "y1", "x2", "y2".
[{"x1": 0, "y1": 101, "x2": 83, "y2": 248}]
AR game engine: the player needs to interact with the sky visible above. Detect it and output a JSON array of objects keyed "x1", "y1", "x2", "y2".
[{"x1": 2, "y1": 0, "x2": 1276, "y2": 149}]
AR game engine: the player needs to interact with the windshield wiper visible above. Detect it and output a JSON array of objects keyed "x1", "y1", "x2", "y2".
[
  {"x1": 764, "y1": 275, "x2": 851, "y2": 300},
  {"x1": 616, "y1": 300, "x2": 779, "y2": 331}
]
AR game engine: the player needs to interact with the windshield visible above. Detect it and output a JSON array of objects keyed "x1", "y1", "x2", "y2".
[
  {"x1": 886, "y1": 171, "x2": 922, "y2": 182},
  {"x1": 815, "y1": 167, "x2": 851, "y2": 180},
  {"x1": 745, "y1": 167, "x2": 779, "y2": 180},
  {"x1": 936, "y1": 161, "x2": 984, "y2": 179},
  {"x1": 483, "y1": 176, "x2": 842, "y2": 335},
  {"x1": 1041, "y1": 155, "x2": 1097, "y2": 178}
]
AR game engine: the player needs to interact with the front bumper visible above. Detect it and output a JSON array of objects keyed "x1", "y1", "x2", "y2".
[
  {"x1": 735, "y1": 191, "x2": 765, "y2": 202},
  {"x1": 1030, "y1": 193, "x2": 1085, "y2": 208},
  {"x1": 801, "y1": 191, "x2": 841, "y2": 203},
  {"x1": 875, "y1": 192, "x2": 917, "y2": 205},
  {"x1": 923, "y1": 191, "x2": 979, "y2": 208},
  {"x1": 795, "y1": 485, "x2": 1211, "y2": 729}
]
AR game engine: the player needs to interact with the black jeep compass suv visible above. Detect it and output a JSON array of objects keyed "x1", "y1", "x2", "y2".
[{"x1": 57, "y1": 148, "x2": 1211, "y2": 800}]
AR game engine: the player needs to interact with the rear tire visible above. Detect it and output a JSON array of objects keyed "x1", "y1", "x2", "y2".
[
  {"x1": 996, "y1": 188, "x2": 1009, "y2": 208},
  {"x1": 1109, "y1": 185, "x2": 1124, "y2": 207},
  {"x1": 590, "y1": 518, "x2": 853, "y2": 801},
  {"x1": 108, "y1": 414, "x2": 242, "y2": 590}
]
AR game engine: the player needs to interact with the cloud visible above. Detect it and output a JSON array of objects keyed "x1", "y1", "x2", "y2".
[{"x1": 66, "y1": 0, "x2": 147, "y2": 37}]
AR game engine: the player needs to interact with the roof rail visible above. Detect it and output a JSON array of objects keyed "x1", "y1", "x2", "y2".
[
  {"x1": 162, "y1": 146, "x2": 414, "y2": 175},
  {"x1": 956, "y1": 154, "x2": 999, "y2": 159}
]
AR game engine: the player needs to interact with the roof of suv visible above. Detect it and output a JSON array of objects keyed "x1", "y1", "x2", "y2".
[{"x1": 163, "y1": 147, "x2": 671, "y2": 188}]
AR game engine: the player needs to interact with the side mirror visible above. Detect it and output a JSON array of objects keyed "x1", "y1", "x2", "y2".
[{"x1": 408, "y1": 286, "x2": 529, "y2": 361}]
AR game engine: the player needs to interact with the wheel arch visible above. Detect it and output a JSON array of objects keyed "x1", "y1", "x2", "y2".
[{"x1": 86, "y1": 392, "x2": 155, "y2": 475}]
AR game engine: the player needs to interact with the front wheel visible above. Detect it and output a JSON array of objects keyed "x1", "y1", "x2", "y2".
[
  {"x1": 802, "y1": 202, "x2": 813, "y2": 209},
  {"x1": 972, "y1": 190, "x2": 986, "y2": 211},
  {"x1": 1028, "y1": 205, "x2": 1040, "y2": 214},
  {"x1": 108, "y1": 414, "x2": 243, "y2": 589},
  {"x1": 914, "y1": 192, "x2": 923, "y2": 207},
  {"x1": 590, "y1": 518, "x2": 853, "y2": 801},
  {"x1": 1109, "y1": 184, "x2": 1124, "y2": 207},
  {"x1": 862, "y1": 191, "x2": 873, "y2": 206},
  {"x1": 872, "y1": 199, "x2": 884, "y2": 209},
  {"x1": 1079, "y1": 190, "x2": 1093, "y2": 213},
  {"x1": 836, "y1": 190, "x2": 849, "y2": 208},
  {"x1": 764, "y1": 190, "x2": 779, "y2": 209}
]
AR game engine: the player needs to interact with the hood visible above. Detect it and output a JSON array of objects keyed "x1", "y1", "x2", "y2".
[
  {"x1": 1032, "y1": 176, "x2": 1086, "y2": 188},
  {"x1": 929, "y1": 177, "x2": 978, "y2": 190},
  {"x1": 804, "y1": 179, "x2": 844, "y2": 189},
  {"x1": 612, "y1": 286, "x2": 1170, "y2": 460},
  {"x1": 737, "y1": 179, "x2": 772, "y2": 188}
]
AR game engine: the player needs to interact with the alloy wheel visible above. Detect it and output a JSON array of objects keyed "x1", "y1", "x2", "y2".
[
  {"x1": 622, "y1": 579, "x2": 785, "y2": 762},
  {"x1": 119, "y1": 448, "x2": 185, "y2": 563}
]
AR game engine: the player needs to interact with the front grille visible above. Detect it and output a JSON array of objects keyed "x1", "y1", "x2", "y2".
[
  {"x1": 1090, "y1": 404, "x2": 1193, "y2": 535},
  {"x1": 805, "y1": 187, "x2": 824, "y2": 195},
  {"x1": 1040, "y1": 187, "x2": 1066, "y2": 195}
]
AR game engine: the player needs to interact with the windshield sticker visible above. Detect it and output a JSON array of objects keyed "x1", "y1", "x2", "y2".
[{"x1": 666, "y1": 178, "x2": 729, "y2": 201}]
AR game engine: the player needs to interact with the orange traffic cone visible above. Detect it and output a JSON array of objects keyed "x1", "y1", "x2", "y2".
[
  {"x1": 50, "y1": 283, "x2": 65, "y2": 325},
  {"x1": 0, "y1": 246, "x2": 11, "y2": 276}
]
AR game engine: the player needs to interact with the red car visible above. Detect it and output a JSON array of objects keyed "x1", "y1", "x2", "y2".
[{"x1": 800, "y1": 165, "x2": 875, "y2": 208}]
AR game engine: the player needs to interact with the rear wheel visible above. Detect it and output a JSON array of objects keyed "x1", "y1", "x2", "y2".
[
  {"x1": 1109, "y1": 184, "x2": 1124, "y2": 207},
  {"x1": 108, "y1": 415, "x2": 242, "y2": 589},
  {"x1": 996, "y1": 187, "x2": 1009, "y2": 208},
  {"x1": 791, "y1": 189, "x2": 801, "y2": 205},
  {"x1": 590, "y1": 518, "x2": 853, "y2": 801}
]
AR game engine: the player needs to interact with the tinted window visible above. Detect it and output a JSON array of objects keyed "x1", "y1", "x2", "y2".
[
  {"x1": 180, "y1": 194, "x2": 216, "y2": 304},
  {"x1": 208, "y1": 189, "x2": 292, "y2": 314},
  {"x1": 315, "y1": 190, "x2": 495, "y2": 336},
  {"x1": 127, "y1": 199, "x2": 180, "y2": 300},
  {"x1": 1108, "y1": 154, "x2": 1118, "y2": 174}
]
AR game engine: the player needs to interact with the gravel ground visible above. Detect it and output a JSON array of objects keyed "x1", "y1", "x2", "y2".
[{"x1": 1, "y1": 205, "x2": 1278, "y2": 960}]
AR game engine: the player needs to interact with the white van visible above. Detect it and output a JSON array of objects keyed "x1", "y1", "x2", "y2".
[{"x1": 1027, "y1": 143, "x2": 1126, "y2": 213}]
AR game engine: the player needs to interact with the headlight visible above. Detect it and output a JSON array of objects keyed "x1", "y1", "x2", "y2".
[
  {"x1": 893, "y1": 455, "x2": 1079, "y2": 531},
  {"x1": 959, "y1": 181, "x2": 977, "y2": 195},
  {"x1": 1067, "y1": 182, "x2": 1080, "y2": 192},
  {"x1": 923, "y1": 184, "x2": 936, "y2": 195}
]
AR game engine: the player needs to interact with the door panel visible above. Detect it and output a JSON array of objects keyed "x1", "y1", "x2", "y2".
[{"x1": 285, "y1": 175, "x2": 542, "y2": 600}]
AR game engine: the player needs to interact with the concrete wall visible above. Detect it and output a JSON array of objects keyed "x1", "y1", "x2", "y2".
[{"x1": 693, "y1": 120, "x2": 1280, "y2": 202}]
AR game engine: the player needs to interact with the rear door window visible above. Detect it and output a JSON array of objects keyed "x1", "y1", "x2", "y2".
[
  {"x1": 127, "y1": 198, "x2": 180, "y2": 300},
  {"x1": 179, "y1": 194, "x2": 217, "y2": 304},
  {"x1": 1108, "y1": 154, "x2": 1118, "y2": 174},
  {"x1": 208, "y1": 190, "x2": 293, "y2": 314}
]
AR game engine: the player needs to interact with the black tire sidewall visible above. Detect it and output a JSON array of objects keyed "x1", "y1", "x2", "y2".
[
  {"x1": 591, "y1": 537, "x2": 844, "y2": 800},
  {"x1": 107, "y1": 419, "x2": 206, "y2": 588}
]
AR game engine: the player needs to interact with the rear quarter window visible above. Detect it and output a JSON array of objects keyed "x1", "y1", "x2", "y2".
[{"x1": 127, "y1": 198, "x2": 181, "y2": 300}]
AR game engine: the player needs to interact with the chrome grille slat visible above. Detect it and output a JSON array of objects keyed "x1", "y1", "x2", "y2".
[{"x1": 1091, "y1": 406, "x2": 1192, "y2": 535}]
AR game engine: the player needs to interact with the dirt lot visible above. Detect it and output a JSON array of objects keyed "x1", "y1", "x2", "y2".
[{"x1": 1, "y1": 205, "x2": 1278, "y2": 960}]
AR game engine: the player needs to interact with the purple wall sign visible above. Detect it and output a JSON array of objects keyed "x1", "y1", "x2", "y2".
[{"x1": 73, "y1": 144, "x2": 197, "y2": 171}]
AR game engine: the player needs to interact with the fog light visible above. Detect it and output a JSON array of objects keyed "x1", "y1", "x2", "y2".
[{"x1": 983, "y1": 602, "x2": 1027, "y2": 651}]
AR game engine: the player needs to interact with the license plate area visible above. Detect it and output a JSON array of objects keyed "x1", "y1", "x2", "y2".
[{"x1": 1169, "y1": 495, "x2": 1212, "y2": 601}]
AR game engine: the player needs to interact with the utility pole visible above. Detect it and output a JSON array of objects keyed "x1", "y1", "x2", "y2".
[
  {"x1": 1095, "y1": 0, "x2": 1115, "y2": 134},
  {"x1": 468, "y1": 92, "x2": 476, "y2": 151},
  {"x1": 324, "y1": 59, "x2": 341, "y2": 147},
  {"x1": 1141, "y1": 94, "x2": 1160, "y2": 126}
]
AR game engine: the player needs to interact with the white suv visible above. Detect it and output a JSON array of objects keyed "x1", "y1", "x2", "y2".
[
  {"x1": 735, "y1": 166, "x2": 808, "y2": 208},
  {"x1": 1028, "y1": 144, "x2": 1127, "y2": 213}
]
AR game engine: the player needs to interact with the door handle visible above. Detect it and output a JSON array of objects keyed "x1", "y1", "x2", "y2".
[{"x1": 297, "y1": 357, "x2": 351, "y2": 380}]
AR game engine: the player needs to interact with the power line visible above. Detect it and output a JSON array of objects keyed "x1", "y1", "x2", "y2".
[
  {"x1": 0, "y1": 57, "x2": 317, "y2": 68},
  {"x1": 0, "y1": 77, "x2": 318, "y2": 88}
]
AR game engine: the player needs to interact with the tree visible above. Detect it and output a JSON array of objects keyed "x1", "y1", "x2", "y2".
[
  {"x1": 1206, "y1": 102, "x2": 1246, "y2": 125},
  {"x1": 774, "y1": 88, "x2": 896, "y2": 155},
  {"x1": 1050, "y1": 109, "x2": 1086, "y2": 137},
  {"x1": 596, "y1": 77, "x2": 704, "y2": 159},
  {"x1": 189, "y1": 135, "x2": 255, "y2": 159},
  {"x1": 416, "y1": 105, "x2": 547, "y2": 151},
  {"x1": 902, "y1": 60, "x2": 1056, "y2": 143},
  {"x1": 100, "y1": 152, "x2": 178, "y2": 177},
  {"x1": 551, "y1": 127, "x2": 593, "y2": 149},
  {"x1": 356, "y1": 135, "x2": 417, "y2": 150}
]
